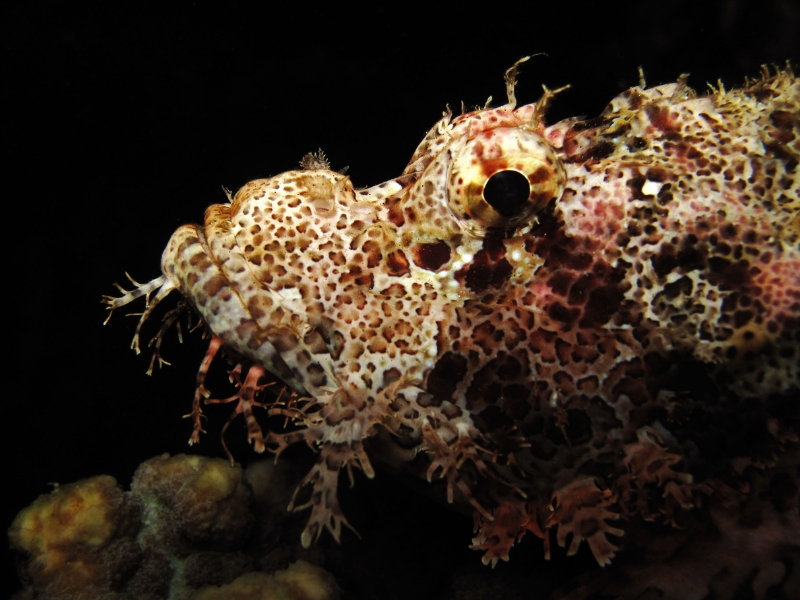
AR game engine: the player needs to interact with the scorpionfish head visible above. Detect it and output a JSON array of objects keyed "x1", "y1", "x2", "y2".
[{"x1": 160, "y1": 102, "x2": 570, "y2": 407}]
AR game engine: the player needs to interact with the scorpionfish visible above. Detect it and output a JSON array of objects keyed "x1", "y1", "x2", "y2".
[{"x1": 106, "y1": 60, "x2": 800, "y2": 588}]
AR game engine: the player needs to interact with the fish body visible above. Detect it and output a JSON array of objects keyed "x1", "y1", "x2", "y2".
[{"x1": 106, "y1": 63, "x2": 800, "y2": 582}]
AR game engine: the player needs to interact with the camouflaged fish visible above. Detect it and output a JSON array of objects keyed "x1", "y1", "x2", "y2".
[{"x1": 105, "y1": 58, "x2": 800, "y2": 596}]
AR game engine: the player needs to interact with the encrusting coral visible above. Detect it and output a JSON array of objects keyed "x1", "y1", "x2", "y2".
[
  {"x1": 191, "y1": 562, "x2": 338, "y2": 600},
  {"x1": 9, "y1": 454, "x2": 340, "y2": 600}
]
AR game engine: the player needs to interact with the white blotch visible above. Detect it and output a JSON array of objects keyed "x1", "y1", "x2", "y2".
[
  {"x1": 641, "y1": 180, "x2": 663, "y2": 197},
  {"x1": 511, "y1": 249, "x2": 522, "y2": 261},
  {"x1": 276, "y1": 287, "x2": 302, "y2": 301}
]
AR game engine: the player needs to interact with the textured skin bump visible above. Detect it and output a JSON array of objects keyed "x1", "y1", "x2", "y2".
[{"x1": 106, "y1": 66, "x2": 800, "y2": 594}]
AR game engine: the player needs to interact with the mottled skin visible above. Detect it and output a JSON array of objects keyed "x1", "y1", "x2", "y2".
[{"x1": 107, "y1": 62, "x2": 800, "y2": 596}]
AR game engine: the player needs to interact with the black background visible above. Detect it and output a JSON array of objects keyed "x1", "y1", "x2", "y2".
[{"x1": 5, "y1": 2, "x2": 799, "y2": 597}]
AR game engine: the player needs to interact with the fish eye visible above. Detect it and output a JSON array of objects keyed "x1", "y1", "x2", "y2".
[
  {"x1": 483, "y1": 169, "x2": 531, "y2": 217},
  {"x1": 447, "y1": 127, "x2": 566, "y2": 232}
]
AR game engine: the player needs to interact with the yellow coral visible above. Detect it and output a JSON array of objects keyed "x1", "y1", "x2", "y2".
[
  {"x1": 8, "y1": 455, "x2": 346, "y2": 598},
  {"x1": 191, "y1": 560, "x2": 340, "y2": 600},
  {"x1": 132, "y1": 453, "x2": 254, "y2": 546},
  {"x1": 8, "y1": 475, "x2": 123, "y2": 593}
]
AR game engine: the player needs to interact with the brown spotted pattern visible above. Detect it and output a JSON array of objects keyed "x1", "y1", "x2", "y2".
[{"x1": 106, "y1": 64, "x2": 800, "y2": 594}]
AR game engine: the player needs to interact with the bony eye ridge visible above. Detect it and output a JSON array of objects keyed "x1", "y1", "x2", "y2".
[{"x1": 447, "y1": 127, "x2": 566, "y2": 231}]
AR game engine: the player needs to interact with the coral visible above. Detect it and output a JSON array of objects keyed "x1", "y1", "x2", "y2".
[
  {"x1": 191, "y1": 561, "x2": 339, "y2": 600},
  {"x1": 8, "y1": 454, "x2": 340, "y2": 600},
  {"x1": 8, "y1": 475, "x2": 140, "y2": 598},
  {"x1": 132, "y1": 454, "x2": 254, "y2": 552}
]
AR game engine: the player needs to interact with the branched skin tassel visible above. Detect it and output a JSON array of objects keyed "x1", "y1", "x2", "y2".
[{"x1": 105, "y1": 60, "x2": 800, "y2": 584}]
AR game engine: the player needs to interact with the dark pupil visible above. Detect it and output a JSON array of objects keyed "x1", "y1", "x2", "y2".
[{"x1": 483, "y1": 170, "x2": 530, "y2": 217}]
